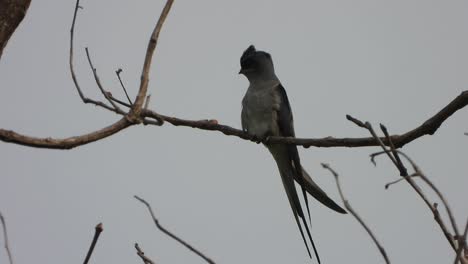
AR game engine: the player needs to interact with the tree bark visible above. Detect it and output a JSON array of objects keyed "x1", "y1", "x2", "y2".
[{"x1": 0, "y1": 0, "x2": 31, "y2": 60}]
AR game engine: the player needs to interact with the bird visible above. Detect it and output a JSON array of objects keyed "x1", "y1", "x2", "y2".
[{"x1": 239, "y1": 45, "x2": 346, "y2": 263}]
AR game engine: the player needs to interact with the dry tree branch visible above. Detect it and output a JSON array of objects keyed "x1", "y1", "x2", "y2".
[
  {"x1": 129, "y1": 0, "x2": 174, "y2": 119},
  {"x1": 83, "y1": 223, "x2": 103, "y2": 264},
  {"x1": 0, "y1": 0, "x2": 175, "y2": 149},
  {"x1": 0, "y1": 0, "x2": 31, "y2": 60},
  {"x1": 454, "y1": 220, "x2": 468, "y2": 264},
  {"x1": 321, "y1": 163, "x2": 390, "y2": 264},
  {"x1": 69, "y1": 0, "x2": 116, "y2": 113},
  {"x1": 0, "y1": 211, "x2": 13, "y2": 264},
  {"x1": 1, "y1": 90, "x2": 467, "y2": 149},
  {"x1": 85, "y1": 47, "x2": 125, "y2": 114},
  {"x1": 134, "y1": 195, "x2": 216, "y2": 264},
  {"x1": 349, "y1": 116, "x2": 466, "y2": 262},
  {"x1": 116, "y1": 68, "x2": 133, "y2": 105},
  {"x1": 374, "y1": 146, "x2": 461, "y2": 250},
  {"x1": 135, "y1": 243, "x2": 156, "y2": 264}
]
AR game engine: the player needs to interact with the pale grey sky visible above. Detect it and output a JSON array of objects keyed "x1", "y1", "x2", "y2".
[{"x1": 1, "y1": 1, "x2": 467, "y2": 263}]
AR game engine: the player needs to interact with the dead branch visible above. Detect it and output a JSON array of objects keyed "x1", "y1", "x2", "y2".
[
  {"x1": 135, "y1": 243, "x2": 156, "y2": 264},
  {"x1": 129, "y1": 0, "x2": 174, "y2": 119},
  {"x1": 0, "y1": 211, "x2": 13, "y2": 264},
  {"x1": 1, "y1": 90, "x2": 467, "y2": 149},
  {"x1": 1, "y1": 0, "x2": 468, "y2": 150},
  {"x1": 321, "y1": 163, "x2": 390, "y2": 264},
  {"x1": 454, "y1": 220, "x2": 468, "y2": 264},
  {"x1": 116, "y1": 68, "x2": 133, "y2": 105},
  {"x1": 83, "y1": 223, "x2": 103, "y2": 264},
  {"x1": 85, "y1": 47, "x2": 125, "y2": 114},
  {"x1": 134, "y1": 195, "x2": 216, "y2": 264},
  {"x1": 0, "y1": 0, "x2": 31, "y2": 60},
  {"x1": 350, "y1": 117, "x2": 466, "y2": 263}
]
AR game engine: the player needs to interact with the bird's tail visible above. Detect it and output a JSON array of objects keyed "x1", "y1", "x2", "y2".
[
  {"x1": 279, "y1": 168, "x2": 321, "y2": 263},
  {"x1": 295, "y1": 167, "x2": 347, "y2": 214}
]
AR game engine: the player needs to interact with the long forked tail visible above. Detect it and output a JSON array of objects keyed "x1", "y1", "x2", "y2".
[{"x1": 279, "y1": 169, "x2": 321, "y2": 263}]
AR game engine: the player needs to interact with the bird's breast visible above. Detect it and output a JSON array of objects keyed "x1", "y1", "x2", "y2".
[{"x1": 241, "y1": 87, "x2": 281, "y2": 138}]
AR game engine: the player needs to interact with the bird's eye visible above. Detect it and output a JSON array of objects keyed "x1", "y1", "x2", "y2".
[{"x1": 241, "y1": 57, "x2": 256, "y2": 69}]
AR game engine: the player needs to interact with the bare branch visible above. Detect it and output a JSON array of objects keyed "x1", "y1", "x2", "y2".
[
  {"x1": 375, "y1": 148, "x2": 461, "y2": 245},
  {"x1": 134, "y1": 195, "x2": 216, "y2": 264},
  {"x1": 351, "y1": 119, "x2": 461, "y2": 253},
  {"x1": 0, "y1": 0, "x2": 31, "y2": 60},
  {"x1": 135, "y1": 243, "x2": 156, "y2": 264},
  {"x1": 0, "y1": 118, "x2": 131, "y2": 149},
  {"x1": 384, "y1": 173, "x2": 418, "y2": 189},
  {"x1": 144, "y1": 94, "x2": 152, "y2": 110},
  {"x1": 85, "y1": 47, "x2": 125, "y2": 114},
  {"x1": 69, "y1": 0, "x2": 116, "y2": 113},
  {"x1": 129, "y1": 0, "x2": 174, "y2": 119},
  {"x1": 0, "y1": 211, "x2": 13, "y2": 264},
  {"x1": 116, "y1": 68, "x2": 133, "y2": 105},
  {"x1": 454, "y1": 220, "x2": 468, "y2": 264},
  {"x1": 321, "y1": 163, "x2": 390, "y2": 264},
  {"x1": 1, "y1": 89, "x2": 467, "y2": 149},
  {"x1": 83, "y1": 223, "x2": 103, "y2": 264}
]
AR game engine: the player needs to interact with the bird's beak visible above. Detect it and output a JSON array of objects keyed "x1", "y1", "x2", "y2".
[{"x1": 239, "y1": 68, "x2": 253, "y2": 75}]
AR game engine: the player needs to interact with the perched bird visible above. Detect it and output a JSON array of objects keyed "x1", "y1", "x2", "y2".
[{"x1": 239, "y1": 45, "x2": 346, "y2": 263}]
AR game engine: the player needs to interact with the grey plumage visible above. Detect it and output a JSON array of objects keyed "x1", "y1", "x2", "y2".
[{"x1": 239, "y1": 45, "x2": 346, "y2": 263}]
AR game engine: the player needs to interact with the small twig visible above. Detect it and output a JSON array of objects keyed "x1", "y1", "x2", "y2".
[
  {"x1": 69, "y1": 0, "x2": 116, "y2": 113},
  {"x1": 0, "y1": 212, "x2": 13, "y2": 264},
  {"x1": 134, "y1": 195, "x2": 215, "y2": 264},
  {"x1": 384, "y1": 173, "x2": 419, "y2": 189},
  {"x1": 454, "y1": 220, "x2": 468, "y2": 264},
  {"x1": 375, "y1": 149, "x2": 461, "y2": 242},
  {"x1": 380, "y1": 124, "x2": 408, "y2": 176},
  {"x1": 108, "y1": 95, "x2": 132, "y2": 108},
  {"x1": 116, "y1": 68, "x2": 133, "y2": 105},
  {"x1": 135, "y1": 243, "x2": 155, "y2": 264},
  {"x1": 321, "y1": 163, "x2": 390, "y2": 264},
  {"x1": 85, "y1": 48, "x2": 125, "y2": 114},
  {"x1": 350, "y1": 118, "x2": 460, "y2": 252},
  {"x1": 144, "y1": 94, "x2": 151, "y2": 110},
  {"x1": 83, "y1": 223, "x2": 103, "y2": 264}
]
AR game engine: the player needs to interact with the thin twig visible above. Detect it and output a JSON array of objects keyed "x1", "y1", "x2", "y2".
[
  {"x1": 384, "y1": 173, "x2": 418, "y2": 189},
  {"x1": 374, "y1": 149, "x2": 461, "y2": 243},
  {"x1": 144, "y1": 94, "x2": 151, "y2": 110},
  {"x1": 380, "y1": 124, "x2": 408, "y2": 176},
  {"x1": 116, "y1": 68, "x2": 133, "y2": 105},
  {"x1": 321, "y1": 164, "x2": 390, "y2": 264},
  {"x1": 83, "y1": 223, "x2": 103, "y2": 264},
  {"x1": 0, "y1": 212, "x2": 13, "y2": 264},
  {"x1": 454, "y1": 220, "x2": 468, "y2": 264},
  {"x1": 69, "y1": 0, "x2": 116, "y2": 113},
  {"x1": 351, "y1": 118, "x2": 460, "y2": 253},
  {"x1": 85, "y1": 47, "x2": 125, "y2": 114},
  {"x1": 135, "y1": 243, "x2": 155, "y2": 264},
  {"x1": 134, "y1": 195, "x2": 215, "y2": 264}
]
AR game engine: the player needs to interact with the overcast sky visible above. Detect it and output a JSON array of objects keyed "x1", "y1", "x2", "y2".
[{"x1": 1, "y1": 1, "x2": 467, "y2": 263}]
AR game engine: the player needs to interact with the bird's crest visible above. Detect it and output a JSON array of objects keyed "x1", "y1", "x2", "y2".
[{"x1": 240, "y1": 45, "x2": 257, "y2": 64}]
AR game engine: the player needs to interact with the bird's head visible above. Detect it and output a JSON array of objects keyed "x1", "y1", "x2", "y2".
[{"x1": 239, "y1": 45, "x2": 275, "y2": 81}]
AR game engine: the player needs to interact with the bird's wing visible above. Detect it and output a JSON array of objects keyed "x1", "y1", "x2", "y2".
[
  {"x1": 275, "y1": 84, "x2": 346, "y2": 214},
  {"x1": 273, "y1": 83, "x2": 320, "y2": 262}
]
